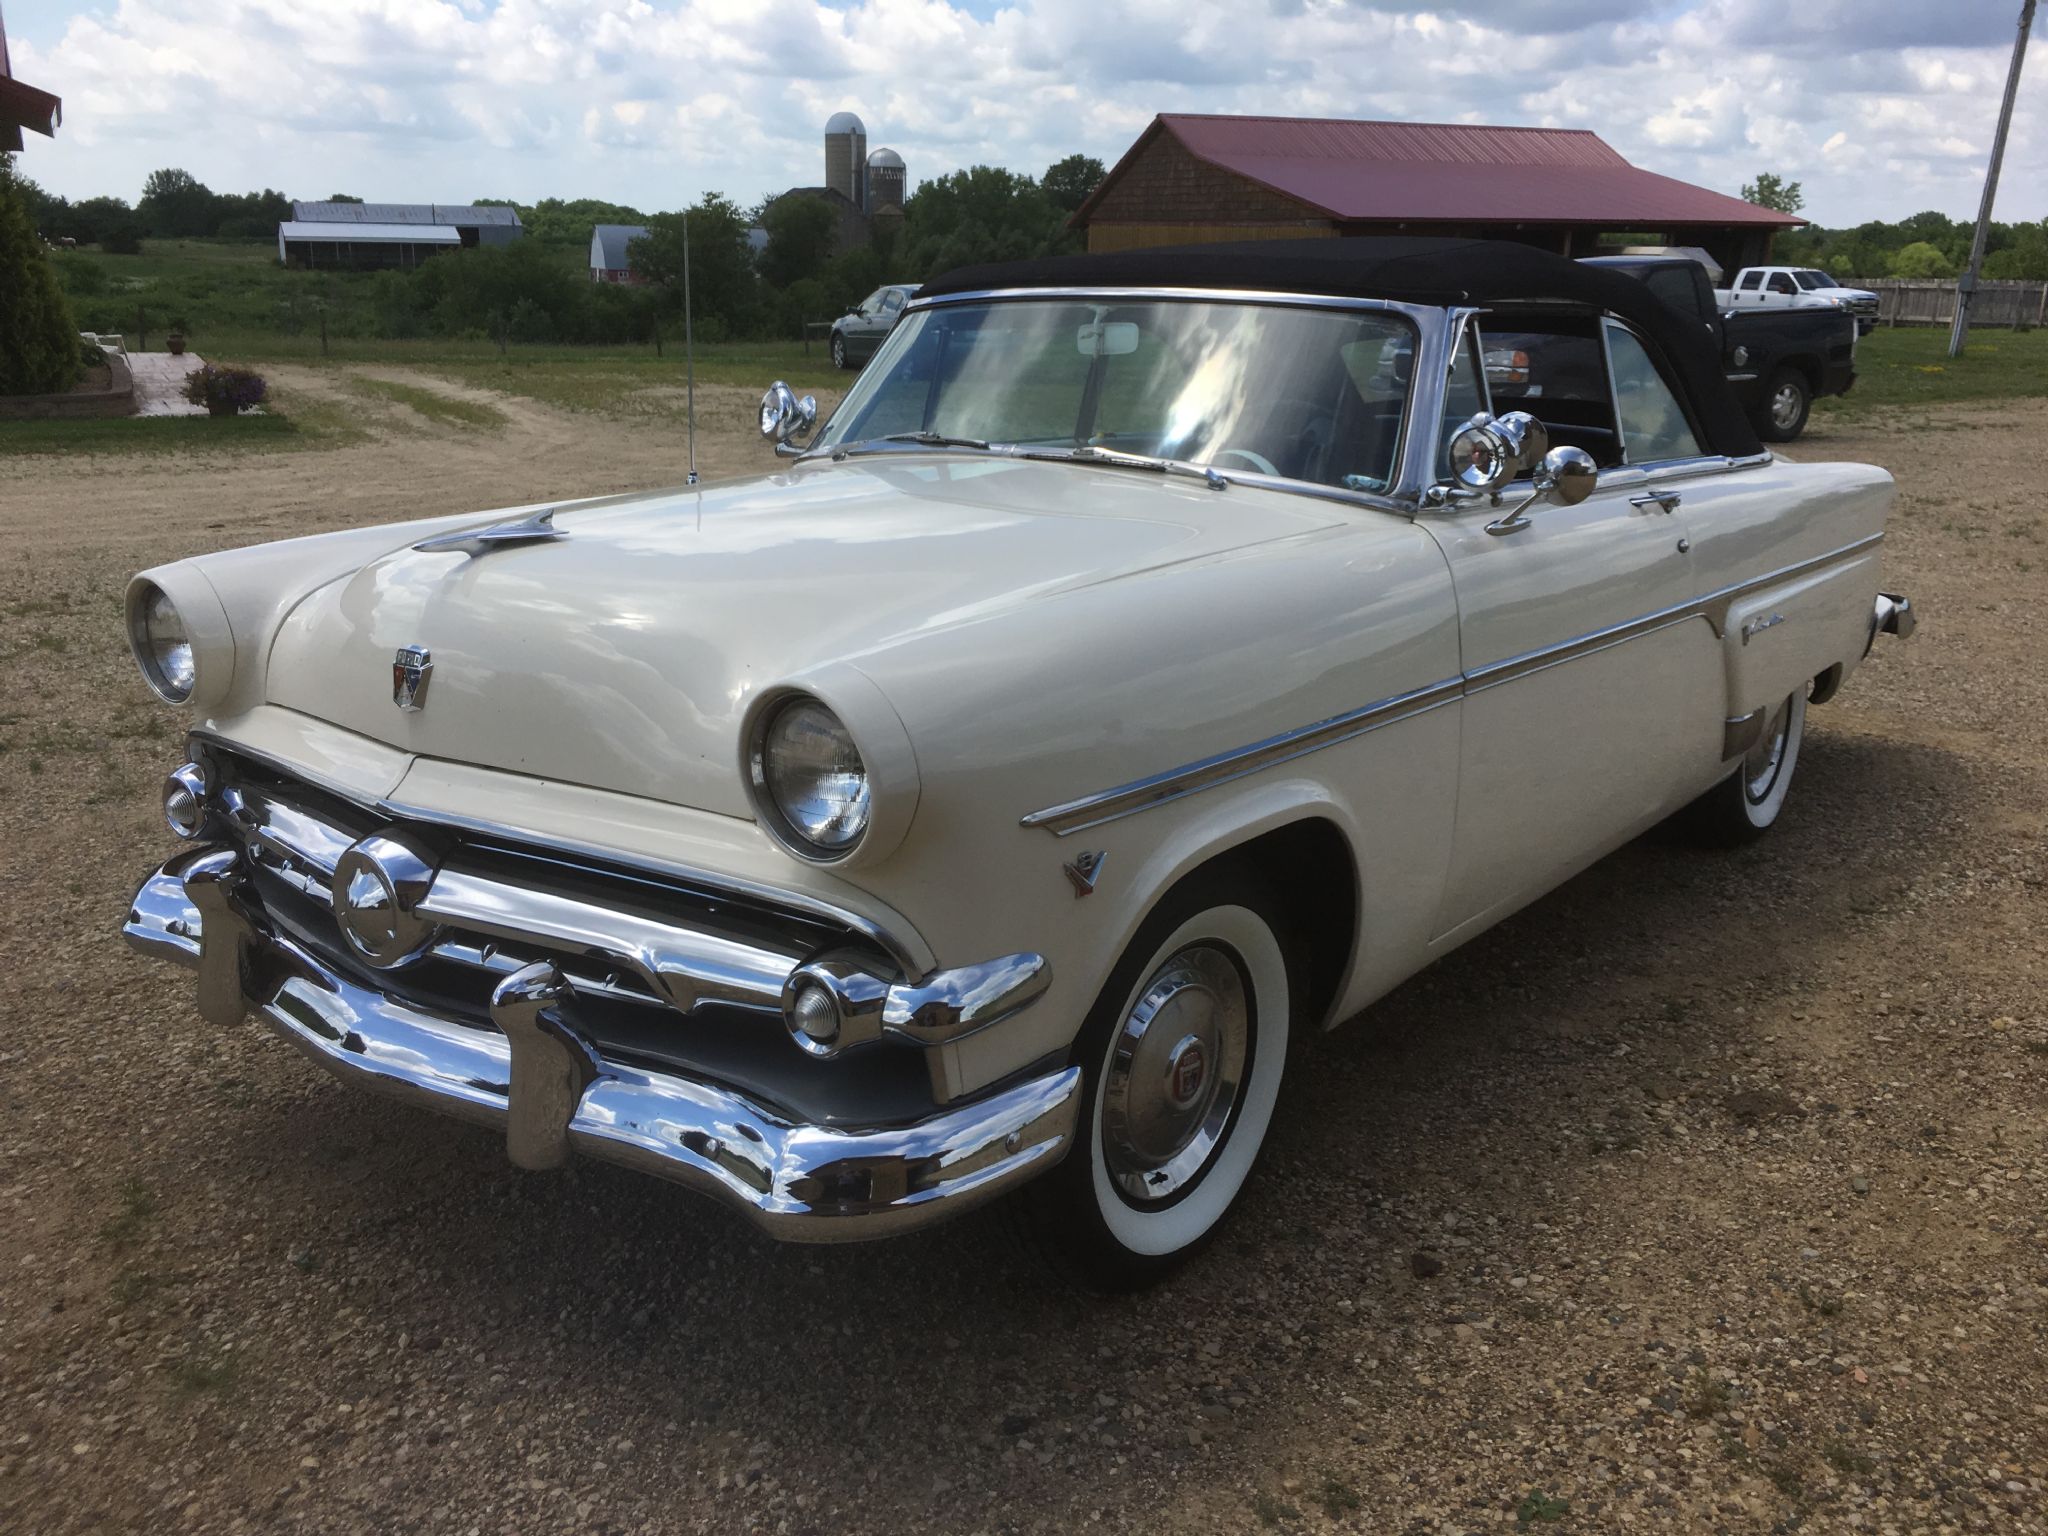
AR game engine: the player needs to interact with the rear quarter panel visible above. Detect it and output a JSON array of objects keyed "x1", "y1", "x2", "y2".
[{"x1": 1682, "y1": 458, "x2": 1896, "y2": 719}]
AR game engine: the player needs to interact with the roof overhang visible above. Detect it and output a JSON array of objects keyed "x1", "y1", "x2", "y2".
[
  {"x1": 277, "y1": 222, "x2": 463, "y2": 244},
  {"x1": 0, "y1": 72, "x2": 61, "y2": 151}
]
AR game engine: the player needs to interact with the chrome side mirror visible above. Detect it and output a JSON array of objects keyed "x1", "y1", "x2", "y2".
[
  {"x1": 1447, "y1": 413, "x2": 1517, "y2": 493},
  {"x1": 1485, "y1": 445, "x2": 1599, "y2": 535},
  {"x1": 759, "y1": 381, "x2": 818, "y2": 454},
  {"x1": 1537, "y1": 445, "x2": 1597, "y2": 506},
  {"x1": 1447, "y1": 410, "x2": 1551, "y2": 493}
]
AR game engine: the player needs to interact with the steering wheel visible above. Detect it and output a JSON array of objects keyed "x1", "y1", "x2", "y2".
[{"x1": 1210, "y1": 447, "x2": 1278, "y2": 477}]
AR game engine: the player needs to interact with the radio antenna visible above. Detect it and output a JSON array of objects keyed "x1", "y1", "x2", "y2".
[{"x1": 682, "y1": 207, "x2": 699, "y2": 485}]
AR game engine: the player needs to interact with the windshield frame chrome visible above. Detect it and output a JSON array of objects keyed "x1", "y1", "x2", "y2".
[{"x1": 800, "y1": 286, "x2": 1450, "y2": 512}]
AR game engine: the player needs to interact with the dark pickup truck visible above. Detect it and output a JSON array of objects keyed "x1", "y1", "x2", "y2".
[{"x1": 1580, "y1": 255, "x2": 1857, "y2": 443}]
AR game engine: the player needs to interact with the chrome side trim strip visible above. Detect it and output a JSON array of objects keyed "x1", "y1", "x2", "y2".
[
  {"x1": 1020, "y1": 678, "x2": 1464, "y2": 837},
  {"x1": 1020, "y1": 532, "x2": 1886, "y2": 835}
]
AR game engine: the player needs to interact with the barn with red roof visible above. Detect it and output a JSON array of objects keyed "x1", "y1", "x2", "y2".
[{"x1": 1072, "y1": 114, "x2": 1801, "y2": 275}]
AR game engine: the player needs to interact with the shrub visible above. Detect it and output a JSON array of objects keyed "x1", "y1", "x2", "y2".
[
  {"x1": 1890, "y1": 241, "x2": 1955, "y2": 279},
  {"x1": 183, "y1": 362, "x2": 268, "y2": 415},
  {"x1": 0, "y1": 154, "x2": 82, "y2": 395},
  {"x1": 99, "y1": 220, "x2": 145, "y2": 255}
]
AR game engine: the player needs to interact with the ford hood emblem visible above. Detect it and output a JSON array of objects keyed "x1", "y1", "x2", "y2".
[{"x1": 392, "y1": 646, "x2": 432, "y2": 711}]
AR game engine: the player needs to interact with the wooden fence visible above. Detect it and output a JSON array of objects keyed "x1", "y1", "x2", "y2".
[{"x1": 1858, "y1": 277, "x2": 2048, "y2": 328}]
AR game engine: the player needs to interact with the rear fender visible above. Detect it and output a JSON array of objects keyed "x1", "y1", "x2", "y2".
[{"x1": 1717, "y1": 548, "x2": 1880, "y2": 726}]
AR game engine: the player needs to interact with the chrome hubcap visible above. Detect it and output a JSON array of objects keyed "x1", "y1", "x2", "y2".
[
  {"x1": 1771, "y1": 384, "x2": 1802, "y2": 428},
  {"x1": 1101, "y1": 944, "x2": 1249, "y2": 1204},
  {"x1": 1744, "y1": 699, "x2": 1791, "y2": 803}
]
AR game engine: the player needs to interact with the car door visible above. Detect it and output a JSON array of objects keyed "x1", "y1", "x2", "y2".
[
  {"x1": 1424, "y1": 317, "x2": 1726, "y2": 943},
  {"x1": 852, "y1": 289, "x2": 889, "y2": 360},
  {"x1": 873, "y1": 288, "x2": 908, "y2": 355}
]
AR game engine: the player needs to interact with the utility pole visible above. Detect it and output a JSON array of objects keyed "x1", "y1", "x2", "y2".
[{"x1": 1951, "y1": 0, "x2": 2036, "y2": 357}]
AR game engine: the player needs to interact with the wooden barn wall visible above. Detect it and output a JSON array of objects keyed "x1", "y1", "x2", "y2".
[
  {"x1": 1087, "y1": 221, "x2": 1334, "y2": 253},
  {"x1": 1084, "y1": 131, "x2": 1329, "y2": 231}
]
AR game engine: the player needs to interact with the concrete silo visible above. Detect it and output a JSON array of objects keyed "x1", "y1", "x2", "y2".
[
  {"x1": 824, "y1": 111, "x2": 867, "y2": 209},
  {"x1": 865, "y1": 147, "x2": 906, "y2": 212}
]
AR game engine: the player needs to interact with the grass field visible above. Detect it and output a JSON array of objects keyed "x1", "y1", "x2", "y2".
[{"x1": 1813, "y1": 325, "x2": 2048, "y2": 415}]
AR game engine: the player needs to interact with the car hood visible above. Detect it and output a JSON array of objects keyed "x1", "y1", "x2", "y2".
[{"x1": 264, "y1": 457, "x2": 1347, "y2": 818}]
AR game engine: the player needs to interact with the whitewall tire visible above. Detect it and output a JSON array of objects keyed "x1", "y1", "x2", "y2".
[
  {"x1": 1018, "y1": 873, "x2": 1296, "y2": 1290},
  {"x1": 1679, "y1": 689, "x2": 1806, "y2": 845}
]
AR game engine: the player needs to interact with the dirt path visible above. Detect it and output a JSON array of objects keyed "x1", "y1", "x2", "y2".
[{"x1": 0, "y1": 382, "x2": 2042, "y2": 1535}]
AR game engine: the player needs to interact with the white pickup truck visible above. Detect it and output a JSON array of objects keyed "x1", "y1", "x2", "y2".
[{"x1": 1719, "y1": 266, "x2": 1879, "y2": 334}]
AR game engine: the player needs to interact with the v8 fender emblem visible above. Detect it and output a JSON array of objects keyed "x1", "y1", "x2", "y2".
[{"x1": 1063, "y1": 850, "x2": 1106, "y2": 897}]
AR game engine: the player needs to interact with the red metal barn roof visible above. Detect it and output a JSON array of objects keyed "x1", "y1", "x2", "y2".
[
  {"x1": 0, "y1": 3, "x2": 63, "y2": 151},
  {"x1": 1076, "y1": 114, "x2": 1803, "y2": 231}
]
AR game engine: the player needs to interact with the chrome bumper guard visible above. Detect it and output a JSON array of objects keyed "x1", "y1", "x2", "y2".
[{"x1": 126, "y1": 849, "x2": 1081, "y2": 1241}]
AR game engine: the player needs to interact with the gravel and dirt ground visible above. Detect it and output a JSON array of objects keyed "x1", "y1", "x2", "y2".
[{"x1": 1, "y1": 369, "x2": 2043, "y2": 1535}]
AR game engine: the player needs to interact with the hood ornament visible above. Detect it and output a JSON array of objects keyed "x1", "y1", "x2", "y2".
[
  {"x1": 412, "y1": 506, "x2": 565, "y2": 558},
  {"x1": 392, "y1": 646, "x2": 432, "y2": 711}
]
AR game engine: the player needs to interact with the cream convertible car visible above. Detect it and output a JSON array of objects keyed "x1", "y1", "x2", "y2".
[{"x1": 123, "y1": 239, "x2": 1914, "y2": 1288}]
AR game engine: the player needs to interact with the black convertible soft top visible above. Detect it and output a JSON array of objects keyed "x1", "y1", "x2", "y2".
[{"x1": 920, "y1": 236, "x2": 1762, "y2": 460}]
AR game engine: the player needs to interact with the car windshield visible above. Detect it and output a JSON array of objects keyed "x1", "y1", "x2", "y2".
[
  {"x1": 1797, "y1": 270, "x2": 1838, "y2": 289},
  {"x1": 812, "y1": 299, "x2": 1418, "y2": 493}
]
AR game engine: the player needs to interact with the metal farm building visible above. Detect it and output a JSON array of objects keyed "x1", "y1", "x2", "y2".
[
  {"x1": 1072, "y1": 114, "x2": 1800, "y2": 276},
  {"x1": 277, "y1": 202, "x2": 524, "y2": 269}
]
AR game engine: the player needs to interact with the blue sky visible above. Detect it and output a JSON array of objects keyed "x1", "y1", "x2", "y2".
[{"x1": 9, "y1": 0, "x2": 2040, "y2": 226}]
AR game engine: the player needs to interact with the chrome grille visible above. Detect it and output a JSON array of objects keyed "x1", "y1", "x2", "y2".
[{"x1": 205, "y1": 748, "x2": 873, "y2": 1026}]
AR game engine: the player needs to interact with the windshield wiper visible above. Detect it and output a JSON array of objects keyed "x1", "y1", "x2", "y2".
[
  {"x1": 831, "y1": 430, "x2": 993, "y2": 459},
  {"x1": 1022, "y1": 444, "x2": 1229, "y2": 490}
]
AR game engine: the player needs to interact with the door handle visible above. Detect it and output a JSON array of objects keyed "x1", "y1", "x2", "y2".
[{"x1": 1629, "y1": 490, "x2": 1681, "y2": 513}]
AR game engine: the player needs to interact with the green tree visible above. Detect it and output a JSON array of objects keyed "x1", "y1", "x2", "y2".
[
  {"x1": 495, "y1": 198, "x2": 650, "y2": 244},
  {"x1": 630, "y1": 194, "x2": 757, "y2": 337},
  {"x1": 138, "y1": 167, "x2": 217, "y2": 237},
  {"x1": 1740, "y1": 172, "x2": 1804, "y2": 215},
  {"x1": 896, "y1": 166, "x2": 1072, "y2": 281},
  {"x1": 758, "y1": 194, "x2": 840, "y2": 288},
  {"x1": 1890, "y1": 241, "x2": 1955, "y2": 278},
  {"x1": 0, "y1": 154, "x2": 81, "y2": 395},
  {"x1": 1982, "y1": 220, "x2": 2048, "y2": 280},
  {"x1": 1042, "y1": 154, "x2": 1107, "y2": 215}
]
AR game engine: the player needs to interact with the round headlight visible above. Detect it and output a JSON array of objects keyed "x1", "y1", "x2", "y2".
[
  {"x1": 752, "y1": 696, "x2": 872, "y2": 858},
  {"x1": 130, "y1": 582, "x2": 197, "y2": 703}
]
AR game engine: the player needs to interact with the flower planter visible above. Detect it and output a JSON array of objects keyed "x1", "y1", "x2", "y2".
[{"x1": 166, "y1": 335, "x2": 188, "y2": 357}]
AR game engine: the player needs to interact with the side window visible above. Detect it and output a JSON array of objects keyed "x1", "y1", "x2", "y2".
[
  {"x1": 1767, "y1": 273, "x2": 1798, "y2": 295},
  {"x1": 881, "y1": 290, "x2": 905, "y2": 314},
  {"x1": 1739, "y1": 272, "x2": 1763, "y2": 291},
  {"x1": 1604, "y1": 323, "x2": 1703, "y2": 464}
]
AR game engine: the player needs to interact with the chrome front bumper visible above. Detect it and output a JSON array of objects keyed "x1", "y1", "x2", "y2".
[{"x1": 125, "y1": 849, "x2": 1081, "y2": 1241}]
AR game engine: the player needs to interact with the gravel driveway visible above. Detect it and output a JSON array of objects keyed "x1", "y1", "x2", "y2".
[{"x1": 1, "y1": 373, "x2": 2042, "y2": 1534}]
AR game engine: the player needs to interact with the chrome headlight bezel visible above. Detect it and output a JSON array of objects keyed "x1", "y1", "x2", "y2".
[
  {"x1": 747, "y1": 693, "x2": 874, "y2": 863},
  {"x1": 127, "y1": 580, "x2": 198, "y2": 704}
]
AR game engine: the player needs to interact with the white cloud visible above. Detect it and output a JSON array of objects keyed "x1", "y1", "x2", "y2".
[{"x1": 10, "y1": 0, "x2": 2044, "y2": 225}]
